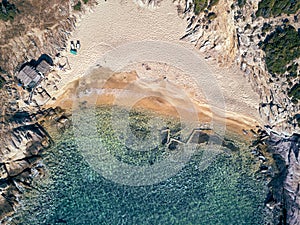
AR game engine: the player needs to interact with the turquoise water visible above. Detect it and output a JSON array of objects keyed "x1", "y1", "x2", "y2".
[{"x1": 12, "y1": 107, "x2": 268, "y2": 225}]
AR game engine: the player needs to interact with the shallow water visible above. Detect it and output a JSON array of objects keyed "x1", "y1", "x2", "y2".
[{"x1": 11, "y1": 107, "x2": 268, "y2": 225}]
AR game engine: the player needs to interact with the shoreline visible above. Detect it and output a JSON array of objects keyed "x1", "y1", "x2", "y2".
[
  {"x1": 42, "y1": 0, "x2": 263, "y2": 139},
  {"x1": 11, "y1": 121, "x2": 269, "y2": 224},
  {"x1": 0, "y1": 0, "x2": 297, "y2": 224},
  {"x1": 46, "y1": 68, "x2": 261, "y2": 139}
]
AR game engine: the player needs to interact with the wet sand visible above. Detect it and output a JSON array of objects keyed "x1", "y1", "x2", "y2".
[{"x1": 47, "y1": 67, "x2": 260, "y2": 138}]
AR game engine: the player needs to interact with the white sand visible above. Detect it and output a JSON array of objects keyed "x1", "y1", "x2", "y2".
[
  {"x1": 56, "y1": 0, "x2": 187, "y2": 87},
  {"x1": 47, "y1": 0, "x2": 263, "y2": 133}
]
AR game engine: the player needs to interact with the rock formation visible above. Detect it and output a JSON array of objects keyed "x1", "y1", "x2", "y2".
[
  {"x1": 177, "y1": 0, "x2": 299, "y2": 135},
  {"x1": 0, "y1": 0, "x2": 298, "y2": 224},
  {"x1": 264, "y1": 132, "x2": 300, "y2": 225},
  {"x1": 172, "y1": 0, "x2": 300, "y2": 224},
  {"x1": 0, "y1": 0, "x2": 93, "y2": 221},
  {"x1": 0, "y1": 106, "x2": 69, "y2": 223}
]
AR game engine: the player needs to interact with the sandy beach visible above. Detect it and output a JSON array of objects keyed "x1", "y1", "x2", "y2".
[{"x1": 45, "y1": 0, "x2": 262, "y2": 136}]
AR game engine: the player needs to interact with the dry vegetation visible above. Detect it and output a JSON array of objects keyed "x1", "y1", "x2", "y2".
[
  {"x1": 0, "y1": 0, "x2": 95, "y2": 76},
  {"x1": 0, "y1": 0, "x2": 71, "y2": 45}
]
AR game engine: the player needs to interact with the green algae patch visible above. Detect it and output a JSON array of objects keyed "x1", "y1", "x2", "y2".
[
  {"x1": 93, "y1": 106, "x2": 183, "y2": 166},
  {"x1": 12, "y1": 106, "x2": 269, "y2": 225}
]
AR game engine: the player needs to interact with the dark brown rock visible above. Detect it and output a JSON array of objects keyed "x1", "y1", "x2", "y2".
[
  {"x1": 5, "y1": 160, "x2": 29, "y2": 177},
  {"x1": 0, "y1": 195, "x2": 14, "y2": 221}
]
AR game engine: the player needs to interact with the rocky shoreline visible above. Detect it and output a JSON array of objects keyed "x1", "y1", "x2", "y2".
[
  {"x1": 265, "y1": 132, "x2": 300, "y2": 225},
  {"x1": 0, "y1": 0, "x2": 299, "y2": 224},
  {"x1": 0, "y1": 1, "x2": 94, "y2": 222},
  {"x1": 176, "y1": 0, "x2": 300, "y2": 224},
  {"x1": 178, "y1": 0, "x2": 299, "y2": 134},
  {"x1": 0, "y1": 106, "x2": 71, "y2": 223},
  {"x1": 249, "y1": 128, "x2": 300, "y2": 224}
]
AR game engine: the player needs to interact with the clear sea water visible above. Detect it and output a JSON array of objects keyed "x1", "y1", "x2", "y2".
[{"x1": 11, "y1": 107, "x2": 268, "y2": 225}]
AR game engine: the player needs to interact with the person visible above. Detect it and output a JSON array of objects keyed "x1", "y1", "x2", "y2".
[
  {"x1": 76, "y1": 40, "x2": 81, "y2": 50},
  {"x1": 70, "y1": 41, "x2": 75, "y2": 50}
]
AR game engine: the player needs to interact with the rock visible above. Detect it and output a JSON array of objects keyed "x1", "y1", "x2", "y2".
[
  {"x1": 5, "y1": 160, "x2": 30, "y2": 177},
  {"x1": 0, "y1": 124, "x2": 51, "y2": 163},
  {"x1": 0, "y1": 195, "x2": 14, "y2": 221},
  {"x1": 222, "y1": 139, "x2": 239, "y2": 151},
  {"x1": 258, "y1": 155, "x2": 266, "y2": 162},
  {"x1": 260, "y1": 164, "x2": 269, "y2": 173},
  {"x1": 0, "y1": 165, "x2": 8, "y2": 179},
  {"x1": 266, "y1": 132, "x2": 300, "y2": 225},
  {"x1": 179, "y1": 0, "x2": 300, "y2": 135},
  {"x1": 189, "y1": 131, "x2": 210, "y2": 144},
  {"x1": 160, "y1": 129, "x2": 170, "y2": 145},
  {"x1": 168, "y1": 140, "x2": 179, "y2": 150}
]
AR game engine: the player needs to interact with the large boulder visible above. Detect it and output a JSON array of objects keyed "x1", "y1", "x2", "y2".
[
  {"x1": 0, "y1": 195, "x2": 14, "y2": 221},
  {"x1": 5, "y1": 160, "x2": 30, "y2": 177}
]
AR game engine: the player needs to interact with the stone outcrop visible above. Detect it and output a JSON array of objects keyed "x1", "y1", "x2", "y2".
[
  {"x1": 0, "y1": 124, "x2": 52, "y2": 163},
  {"x1": 134, "y1": 0, "x2": 162, "y2": 9},
  {"x1": 0, "y1": 106, "x2": 68, "y2": 223},
  {"x1": 0, "y1": 195, "x2": 14, "y2": 220},
  {"x1": 0, "y1": 6, "x2": 90, "y2": 221},
  {"x1": 0, "y1": 0, "x2": 96, "y2": 76},
  {"x1": 172, "y1": 0, "x2": 300, "y2": 224},
  {"x1": 176, "y1": 0, "x2": 299, "y2": 135},
  {"x1": 0, "y1": 0, "x2": 298, "y2": 224},
  {"x1": 263, "y1": 132, "x2": 300, "y2": 225}
]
